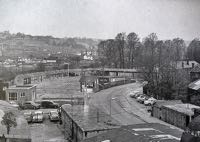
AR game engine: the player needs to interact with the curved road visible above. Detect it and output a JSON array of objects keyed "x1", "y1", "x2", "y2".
[{"x1": 89, "y1": 82, "x2": 146, "y2": 125}]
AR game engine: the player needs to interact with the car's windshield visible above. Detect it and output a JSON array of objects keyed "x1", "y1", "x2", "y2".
[{"x1": 51, "y1": 111, "x2": 58, "y2": 115}]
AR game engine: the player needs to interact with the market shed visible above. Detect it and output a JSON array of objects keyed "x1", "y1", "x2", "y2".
[
  {"x1": 162, "y1": 104, "x2": 200, "y2": 129},
  {"x1": 152, "y1": 100, "x2": 182, "y2": 119}
]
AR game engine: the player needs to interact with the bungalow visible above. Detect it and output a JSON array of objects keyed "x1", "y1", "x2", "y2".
[{"x1": 5, "y1": 85, "x2": 37, "y2": 104}]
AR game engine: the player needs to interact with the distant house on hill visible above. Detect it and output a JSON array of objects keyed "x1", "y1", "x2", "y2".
[{"x1": 176, "y1": 60, "x2": 198, "y2": 70}]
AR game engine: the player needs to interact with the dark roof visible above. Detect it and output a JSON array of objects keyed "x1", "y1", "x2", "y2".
[
  {"x1": 190, "y1": 64, "x2": 200, "y2": 73},
  {"x1": 188, "y1": 79, "x2": 200, "y2": 91},
  {"x1": 79, "y1": 75, "x2": 97, "y2": 83},
  {"x1": 83, "y1": 123, "x2": 183, "y2": 142},
  {"x1": 61, "y1": 104, "x2": 119, "y2": 132}
]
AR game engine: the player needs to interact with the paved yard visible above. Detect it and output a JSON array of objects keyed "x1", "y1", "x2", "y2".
[{"x1": 36, "y1": 77, "x2": 82, "y2": 99}]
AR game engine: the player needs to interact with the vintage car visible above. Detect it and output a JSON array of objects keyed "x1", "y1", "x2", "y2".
[
  {"x1": 24, "y1": 111, "x2": 32, "y2": 123},
  {"x1": 49, "y1": 111, "x2": 59, "y2": 121},
  {"x1": 32, "y1": 111, "x2": 44, "y2": 123}
]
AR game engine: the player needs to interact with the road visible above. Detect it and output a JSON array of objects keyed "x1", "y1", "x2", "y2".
[
  {"x1": 89, "y1": 82, "x2": 184, "y2": 130},
  {"x1": 89, "y1": 82, "x2": 146, "y2": 125}
]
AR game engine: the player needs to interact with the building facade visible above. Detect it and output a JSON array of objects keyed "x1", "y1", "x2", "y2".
[{"x1": 5, "y1": 85, "x2": 37, "y2": 104}]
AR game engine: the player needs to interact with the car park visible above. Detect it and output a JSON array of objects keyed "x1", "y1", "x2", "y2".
[
  {"x1": 49, "y1": 111, "x2": 59, "y2": 121},
  {"x1": 144, "y1": 97, "x2": 156, "y2": 106},
  {"x1": 21, "y1": 101, "x2": 40, "y2": 110},
  {"x1": 40, "y1": 100, "x2": 59, "y2": 108},
  {"x1": 32, "y1": 111, "x2": 44, "y2": 123},
  {"x1": 24, "y1": 112, "x2": 32, "y2": 123}
]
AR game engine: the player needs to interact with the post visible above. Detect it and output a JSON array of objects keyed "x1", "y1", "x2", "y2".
[{"x1": 68, "y1": 63, "x2": 69, "y2": 77}]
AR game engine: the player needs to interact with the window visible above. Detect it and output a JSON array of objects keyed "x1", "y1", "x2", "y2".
[
  {"x1": 9, "y1": 93, "x2": 17, "y2": 100},
  {"x1": 20, "y1": 92, "x2": 25, "y2": 97}
]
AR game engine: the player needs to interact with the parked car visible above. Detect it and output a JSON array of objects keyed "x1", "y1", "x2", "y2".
[
  {"x1": 40, "y1": 100, "x2": 59, "y2": 108},
  {"x1": 9, "y1": 101, "x2": 19, "y2": 109},
  {"x1": 24, "y1": 112, "x2": 32, "y2": 123},
  {"x1": 129, "y1": 91, "x2": 140, "y2": 98},
  {"x1": 144, "y1": 97, "x2": 157, "y2": 106},
  {"x1": 32, "y1": 111, "x2": 44, "y2": 123},
  {"x1": 133, "y1": 93, "x2": 143, "y2": 99},
  {"x1": 137, "y1": 95, "x2": 148, "y2": 104},
  {"x1": 21, "y1": 101, "x2": 40, "y2": 109},
  {"x1": 49, "y1": 111, "x2": 59, "y2": 121}
]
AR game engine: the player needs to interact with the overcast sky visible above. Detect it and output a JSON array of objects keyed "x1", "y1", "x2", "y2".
[{"x1": 0, "y1": 0, "x2": 199, "y2": 40}]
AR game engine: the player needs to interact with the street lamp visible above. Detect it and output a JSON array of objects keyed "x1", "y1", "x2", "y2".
[
  {"x1": 64, "y1": 63, "x2": 69, "y2": 77},
  {"x1": 109, "y1": 97, "x2": 116, "y2": 120}
]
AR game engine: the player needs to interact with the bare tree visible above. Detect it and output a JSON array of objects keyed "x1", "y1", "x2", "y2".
[{"x1": 1, "y1": 112, "x2": 17, "y2": 134}]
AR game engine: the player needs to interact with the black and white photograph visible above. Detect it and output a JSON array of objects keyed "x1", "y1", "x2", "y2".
[{"x1": 0, "y1": 0, "x2": 200, "y2": 142}]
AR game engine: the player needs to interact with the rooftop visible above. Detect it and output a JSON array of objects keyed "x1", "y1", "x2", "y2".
[
  {"x1": 7, "y1": 85, "x2": 37, "y2": 90},
  {"x1": 83, "y1": 123, "x2": 182, "y2": 142},
  {"x1": 61, "y1": 104, "x2": 120, "y2": 132},
  {"x1": 154, "y1": 100, "x2": 182, "y2": 108},
  {"x1": 164, "y1": 103, "x2": 200, "y2": 116}
]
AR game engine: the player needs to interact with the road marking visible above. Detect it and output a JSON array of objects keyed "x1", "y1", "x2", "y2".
[
  {"x1": 132, "y1": 128, "x2": 163, "y2": 133},
  {"x1": 150, "y1": 135, "x2": 180, "y2": 141}
]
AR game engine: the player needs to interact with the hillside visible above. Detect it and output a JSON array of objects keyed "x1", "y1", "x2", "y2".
[{"x1": 0, "y1": 31, "x2": 99, "y2": 59}]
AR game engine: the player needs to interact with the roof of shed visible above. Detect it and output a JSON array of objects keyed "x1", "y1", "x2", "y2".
[
  {"x1": 61, "y1": 104, "x2": 119, "y2": 132},
  {"x1": 153, "y1": 100, "x2": 182, "y2": 108},
  {"x1": 164, "y1": 103, "x2": 200, "y2": 116}
]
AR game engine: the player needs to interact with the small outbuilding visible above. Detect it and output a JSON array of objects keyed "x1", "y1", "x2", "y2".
[
  {"x1": 162, "y1": 104, "x2": 200, "y2": 129},
  {"x1": 5, "y1": 85, "x2": 37, "y2": 104}
]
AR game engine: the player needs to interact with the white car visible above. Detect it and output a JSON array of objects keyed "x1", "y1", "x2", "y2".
[
  {"x1": 32, "y1": 111, "x2": 44, "y2": 123},
  {"x1": 144, "y1": 97, "x2": 156, "y2": 106}
]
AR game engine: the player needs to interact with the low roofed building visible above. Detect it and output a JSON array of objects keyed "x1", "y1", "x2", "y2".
[
  {"x1": 5, "y1": 85, "x2": 37, "y2": 104},
  {"x1": 61, "y1": 104, "x2": 119, "y2": 142}
]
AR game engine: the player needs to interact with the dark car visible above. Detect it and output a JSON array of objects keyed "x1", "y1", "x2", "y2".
[
  {"x1": 40, "y1": 100, "x2": 59, "y2": 108},
  {"x1": 49, "y1": 111, "x2": 59, "y2": 121},
  {"x1": 21, "y1": 101, "x2": 40, "y2": 109}
]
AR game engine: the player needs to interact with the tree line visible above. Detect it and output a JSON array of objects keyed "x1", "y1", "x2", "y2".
[{"x1": 97, "y1": 32, "x2": 200, "y2": 100}]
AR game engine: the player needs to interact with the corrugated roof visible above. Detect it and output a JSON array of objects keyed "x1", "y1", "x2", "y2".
[{"x1": 188, "y1": 79, "x2": 200, "y2": 91}]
